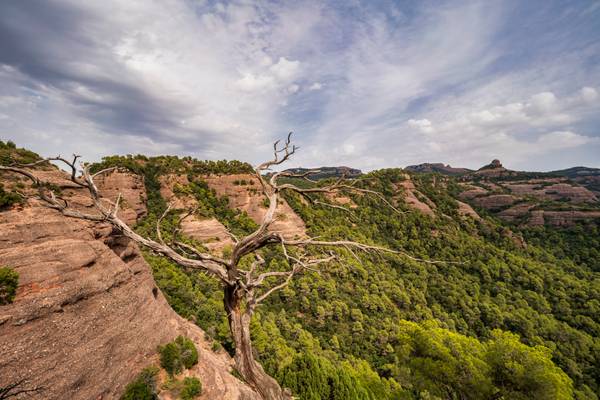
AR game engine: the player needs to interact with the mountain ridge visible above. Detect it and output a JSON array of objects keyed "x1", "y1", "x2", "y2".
[{"x1": 1, "y1": 141, "x2": 599, "y2": 399}]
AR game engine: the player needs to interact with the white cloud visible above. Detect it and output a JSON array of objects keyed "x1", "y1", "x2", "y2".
[
  {"x1": 0, "y1": 1, "x2": 598, "y2": 171},
  {"x1": 536, "y1": 130, "x2": 596, "y2": 149},
  {"x1": 269, "y1": 57, "x2": 301, "y2": 81},
  {"x1": 528, "y1": 92, "x2": 558, "y2": 114},
  {"x1": 287, "y1": 84, "x2": 300, "y2": 94},
  {"x1": 407, "y1": 118, "x2": 434, "y2": 134},
  {"x1": 580, "y1": 86, "x2": 598, "y2": 103}
]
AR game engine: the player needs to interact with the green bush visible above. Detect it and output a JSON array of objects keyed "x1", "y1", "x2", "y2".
[
  {"x1": 159, "y1": 336, "x2": 199, "y2": 376},
  {"x1": 159, "y1": 342, "x2": 183, "y2": 376},
  {"x1": 0, "y1": 140, "x2": 41, "y2": 165},
  {"x1": 0, "y1": 183, "x2": 21, "y2": 210},
  {"x1": 0, "y1": 267, "x2": 19, "y2": 305},
  {"x1": 180, "y1": 377, "x2": 202, "y2": 400},
  {"x1": 176, "y1": 336, "x2": 199, "y2": 369},
  {"x1": 120, "y1": 366, "x2": 159, "y2": 400}
]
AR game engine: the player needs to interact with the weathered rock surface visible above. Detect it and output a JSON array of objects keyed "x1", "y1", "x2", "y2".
[
  {"x1": 393, "y1": 176, "x2": 435, "y2": 216},
  {"x1": 458, "y1": 169, "x2": 600, "y2": 227},
  {"x1": 95, "y1": 170, "x2": 148, "y2": 225},
  {"x1": 456, "y1": 201, "x2": 480, "y2": 220},
  {"x1": 528, "y1": 210, "x2": 600, "y2": 227},
  {"x1": 504, "y1": 181, "x2": 597, "y2": 204},
  {"x1": 404, "y1": 163, "x2": 472, "y2": 176},
  {"x1": 158, "y1": 173, "x2": 306, "y2": 241},
  {"x1": 181, "y1": 217, "x2": 234, "y2": 252},
  {"x1": 0, "y1": 169, "x2": 259, "y2": 400},
  {"x1": 458, "y1": 185, "x2": 489, "y2": 200},
  {"x1": 471, "y1": 194, "x2": 517, "y2": 210},
  {"x1": 497, "y1": 203, "x2": 534, "y2": 223},
  {"x1": 203, "y1": 174, "x2": 306, "y2": 239},
  {"x1": 472, "y1": 159, "x2": 516, "y2": 178},
  {"x1": 159, "y1": 174, "x2": 195, "y2": 209}
]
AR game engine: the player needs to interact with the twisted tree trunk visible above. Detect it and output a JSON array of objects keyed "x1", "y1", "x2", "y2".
[{"x1": 224, "y1": 286, "x2": 288, "y2": 400}]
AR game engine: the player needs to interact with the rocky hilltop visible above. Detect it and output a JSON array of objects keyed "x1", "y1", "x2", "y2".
[
  {"x1": 282, "y1": 166, "x2": 362, "y2": 180},
  {"x1": 454, "y1": 160, "x2": 600, "y2": 227},
  {"x1": 404, "y1": 162, "x2": 472, "y2": 176},
  {"x1": 0, "y1": 164, "x2": 259, "y2": 399}
]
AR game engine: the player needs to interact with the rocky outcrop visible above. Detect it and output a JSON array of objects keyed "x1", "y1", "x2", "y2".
[
  {"x1": 405, "y1": 163, "x2": 472, "y2": 176},
  {"x1": 393, "y1": 176, "x2": 435, "y2": 216},
  {"x1": 456, "y1": 201, "x2": 480, "y2": 220},
  {"x1": 527, "y1": 210, "x2": 600, "y2": 227},
  {"x1": 95, "y1": 170, "x2": 147, "y2": 225},
  {"x1": 180, "y1": 217, "x2": 234, "y2": 253},
  {"x1": 497, "y1": 203, "x2": 534, "y2": 223},
  {"x1": 457, "y1": 168, "x2": 600, "y2": 227},
  {"x1": 158, "y1": 173, "x2": 306, "y2": 242},
  {"x1": 471, "y1": 194, "x2": 517, "y2": 210},
  {"x1": 471, "y1": 159, "x2": 517, "y2": 178},
  {"x1": 504, "y1": 182, "x2": 597, "y2": 204},
  {"x1": 203, "y1": 174, "x2": 306, "y2": 239},
  {"x1": 0, "y1": 169, "x2": 259, "y2": 400},
  {"x1": 159, "y1": 174, "x2": 195, "y2": 209}
]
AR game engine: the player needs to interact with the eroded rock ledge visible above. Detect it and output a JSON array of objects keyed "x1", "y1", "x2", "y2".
[{"x1": 0, "y1": 169, "x2": 259, "y2": 400}]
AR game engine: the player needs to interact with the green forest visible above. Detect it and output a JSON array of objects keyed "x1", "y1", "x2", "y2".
[{"x1": 90, "y1": 156, "x2": 599, "y2": 399}]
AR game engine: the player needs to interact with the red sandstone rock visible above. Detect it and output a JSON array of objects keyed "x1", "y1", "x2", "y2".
[
  {"x1": 203, "y1": 174, "x2": 306, "y2": 240},
  {"x1": 95, "y1": 170, "x2": 148, "y2": 226},
  {"x1": 394, "y1": 176, "x2": 435, "y2": 216},
  {"x1": 471, "y1": 194, "x2": 517, "y2": 209},
  {"x1": 0, "y1": 169, "x2": 259, "y2": 400},
  {"x1": 456, "y1": 201, "x2": 480, "y2": 220}
]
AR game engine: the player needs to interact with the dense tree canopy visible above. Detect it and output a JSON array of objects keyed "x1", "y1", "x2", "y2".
[{"x1": 93, "y1": 157, "x2": 598, "y2": 399}]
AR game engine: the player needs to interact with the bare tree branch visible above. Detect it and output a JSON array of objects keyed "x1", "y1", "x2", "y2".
[
  {"x1": 1, "y1": 132, "x2": 458, "y2": 400},
  {"x1": 0, "y1": 377, "x2": 44, "y2": 400},
  {"x1": 156, "y1": 203, "x2": 173, "y2": 245},
  {"x1": 0, "y1": 163, "x2": 232, "y2": 283}
]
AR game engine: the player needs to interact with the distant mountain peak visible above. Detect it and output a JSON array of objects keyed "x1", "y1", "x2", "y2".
[
  {"x1": 404, "y1": 163, "x2": 472, "y2": 176},
  {"x1": 283, "y1": 166, "x2": 362, "y2": 180},
  {"x1": 479, "y1": 159, "x2": 503, "y2": 170}
]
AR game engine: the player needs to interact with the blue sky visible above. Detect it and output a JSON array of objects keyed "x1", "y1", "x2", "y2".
[{"x1": 0, "y1": 0, "x2": 599, "y2": 171}]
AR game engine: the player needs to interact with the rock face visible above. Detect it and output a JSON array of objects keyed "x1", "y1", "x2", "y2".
[
  {"x1": 456, "y1": 201, "x2": 480, "y2": 220},
  {"x1": 181, "y1": 217, "x2": 234, "y2": 252},
  {"x1": 203, "y1": 174, "x2": 306, "y2": 239},
  {"x1": 282, "y1": 166, "x2": 362, "y2": 180},
  {"x1": 158, "y1": 173, "x2": 306, "y2": 244},
  {"x1": 503, "y1": 182, "x2": 597, "y2": 204},
  {"x1": 393, "y1": 176, "x2": 435, "y2": 216},
  {"x1": 471, "y1": 194, "x2": 517, "y2": 210},
  {"x1": 404, "y1": 163, "x2": 472, "y2": 176},
  {"x1": 95, "y1": 170, "x2": 148, "y2": 226},
  {"x1": 471, "y1": 159, "x2": 517, "y2": 178},
  {"x1": 159, "y1": 174, "x2": 195, "y2": 210},
  {"x1": 0, "y1": 169, "x2": 259, "y2": 400},
  {"x1": 457, "y1": 163, "x2": 600, "y2": 227}
]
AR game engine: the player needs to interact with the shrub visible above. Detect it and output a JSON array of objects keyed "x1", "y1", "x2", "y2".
[
  {"x1": 120, "y1": 366, "x2": 159, "y2": 400},
  {"x1": 180, "y1": 377, "x2": 202, "y2": 400},
  {"x1": 0, "y1": 267, "x2": 19, "y2": 305},
  {"x1": 0, "y1": 140, "x2": 41, "y2": 165},
  {"x1": 211, "y1": 341, "x2": 222, "y2": 352},
  {"x1": 0, "y1": 183, "x2": 21, "y2": 210},
  {"x1": 176, "y1": 336, "x2": 199, "y2": 369},
  {"x1": 159, "y1": 336, "x2": 199, "y2": 375},
  {"x1": 159, "y1": 342, "x2": 183, "y2": 375}
]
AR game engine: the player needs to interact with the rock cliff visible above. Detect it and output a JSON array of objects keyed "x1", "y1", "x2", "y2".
[{"x1": 0, "y1": 167, "x2": 259, "y2": 400}]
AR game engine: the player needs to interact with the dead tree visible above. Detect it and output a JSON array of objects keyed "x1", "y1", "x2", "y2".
[
  {"x1": 0, "y1": 378, "x2": 43, "y2": 399},
  {"x1": 0, "y1": 134, "x2": 448, "y2": 400}
]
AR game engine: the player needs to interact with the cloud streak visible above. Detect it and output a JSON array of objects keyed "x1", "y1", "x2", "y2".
[{"x1": 0, "y1": 0, "x2": 599, "y2": 170}]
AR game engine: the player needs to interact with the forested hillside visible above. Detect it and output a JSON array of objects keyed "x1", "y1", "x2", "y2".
[{"x1": 83, "y1": 154, "x2": 600, "y2": 400}]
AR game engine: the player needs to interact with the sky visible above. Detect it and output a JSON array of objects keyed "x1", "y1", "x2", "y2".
[{"x1": 0, "y1": 0, "x2": 599, "y2": 171}]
